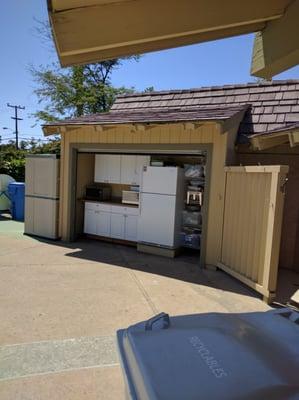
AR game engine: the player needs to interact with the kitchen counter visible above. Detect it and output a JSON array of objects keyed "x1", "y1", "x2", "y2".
[{"x1": 80, "y1": 198, "x2": 139, "y2": 208}]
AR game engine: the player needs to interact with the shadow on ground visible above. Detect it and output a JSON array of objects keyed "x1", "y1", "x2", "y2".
[
  {"x1": 1, "y1": 218, "x2": 297, "y2": 305},
  {"x1": 30, "y1": 235, "x2": 263, "y2": 300}
]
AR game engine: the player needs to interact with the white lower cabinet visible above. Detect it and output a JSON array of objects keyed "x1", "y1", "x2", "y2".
[
  {"x1": 125, "y1": 215, "x2": 138, "y2": 242},
  {"x1": 84, "y1": 209, "x2": 97, "y2": 235},
  {"x1": 84, "y1": 202, "x2": 138, "y2": 242},
  {"x1": 110, "y1": 213, "x2": 125, "y2": 239},
  {"x1": 96, "y1": 211, "x2": 111, "y2": 236}
]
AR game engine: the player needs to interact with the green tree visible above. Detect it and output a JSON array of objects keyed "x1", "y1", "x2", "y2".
[
  {"x1": 30, "y1": 61, "x2": 137, "y2": 122},
  {"x1": 0, "y1": 143, "x2": 27, "y2": 181},
  {"x1": 30, "y1": 20, "x2": 139, "y2": 123}
]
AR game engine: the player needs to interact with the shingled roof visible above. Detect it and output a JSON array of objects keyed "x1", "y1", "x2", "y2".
[
  {"x1": 43, "y1": 80, "x2": 299, "y2": 142},
  {"x1": 45, "y1": 104, "x2": 248, "y2": 126},
  {"x1": 111, "y1": 80, "x2": 299, "y2": 140}
]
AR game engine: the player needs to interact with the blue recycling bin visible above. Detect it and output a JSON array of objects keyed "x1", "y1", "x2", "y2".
[{"x1": 8, "y1": 182, "x2": 25, "y2": 221}]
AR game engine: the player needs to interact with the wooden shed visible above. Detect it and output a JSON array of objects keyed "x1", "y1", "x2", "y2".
[{"x1": 43, "y1": 80, "x2": 299, "y2": 302}]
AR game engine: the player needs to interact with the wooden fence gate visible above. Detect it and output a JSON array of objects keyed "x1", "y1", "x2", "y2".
[{"x1": 218, "y1": 165, "x2": 289, "y2": 303}]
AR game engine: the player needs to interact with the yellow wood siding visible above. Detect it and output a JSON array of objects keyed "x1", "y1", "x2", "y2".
[
  {"x1": 59, "y1": 122, "x2": 229, "y2": 267},
  {"x1": 237, "y1": 150, "x2": 299, "y2": 272},
  {"x1": 75, "y1": 153, "x2": 95, "y2": 235},
  {"x1": 218, "y1": 166, "x2": 288, "y2": 301}
]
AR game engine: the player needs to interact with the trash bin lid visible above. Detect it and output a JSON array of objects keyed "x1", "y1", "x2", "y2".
[
  {"x1": 8, "y1": 182, "x2": 25, "y2": 187},
  {"x1": 8, "y1": 182, "x2": 25, "y2": 194},
  {"x1": 117, "y1": 310, "x2": 299, "y2": 400}
]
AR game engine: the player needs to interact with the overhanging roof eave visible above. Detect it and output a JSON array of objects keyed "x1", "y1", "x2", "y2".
[
  {"x1": 47, "y1": 0, "x2": 290, "y2": 68},
  {"x1": 42, "y1": 118, "x2": 223, "y2": 136},
  {"x1": 249, "y1": 127, "x2": 299, "y2": 150}
]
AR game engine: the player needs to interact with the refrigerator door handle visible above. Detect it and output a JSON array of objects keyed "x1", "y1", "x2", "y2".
[{"x1": 140, "y1": 167, "x2": 145, "y2": 193}]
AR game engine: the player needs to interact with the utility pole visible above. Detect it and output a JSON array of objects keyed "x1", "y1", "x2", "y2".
[{"x1": 7, "y1": 103, "x2": 25, "y2": 150}]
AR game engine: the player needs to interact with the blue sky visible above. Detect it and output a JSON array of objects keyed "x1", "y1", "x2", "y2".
[{"x1": 0, "y1": 1, "x2": 298, "y2": 141}]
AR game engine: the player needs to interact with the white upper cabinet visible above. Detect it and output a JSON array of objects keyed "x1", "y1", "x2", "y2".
[
  {"x1": 95, "y1": 154, "x2": 150, "y2": 185},
  {"x1": 120, "y1": 155, "x2": 150, "y2": 185},
  {"x1": 94, "y1": 154, "x2": 121, "y2": 183},
  {"x1": 120, "y1": 155, "x2": 136, "y2": 185},
  {"x1": 94, "y1": 154, "x2": 108, "y2": 183},
  {"x1": 107, "y1": 155, "x2": 121, "y2": 183}
]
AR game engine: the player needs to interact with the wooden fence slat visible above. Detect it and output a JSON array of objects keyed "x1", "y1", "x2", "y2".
[{"x1": 219, "y1": 165, "x2": 288, "y2": 302}]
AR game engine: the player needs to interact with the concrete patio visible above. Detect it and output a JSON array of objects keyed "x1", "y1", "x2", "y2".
[{"x1": 0, "y1": 217, "x2": 272, "y2": 399}]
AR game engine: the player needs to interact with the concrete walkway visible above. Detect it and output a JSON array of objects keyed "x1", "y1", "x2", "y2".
[{"x1": 0, "y1": 218, "x2": 270, "y2": 399}]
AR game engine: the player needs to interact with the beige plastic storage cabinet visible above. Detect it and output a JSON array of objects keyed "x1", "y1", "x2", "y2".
[
  {"x1": 25, "y1": 154, "x2": 59, "y2": 198},
  {"x1": 24, "y1": 154, "x2": 60, "y2": 239},
  {"x1": 25, "y1": 197, "x2": 59, "y2": 239}
]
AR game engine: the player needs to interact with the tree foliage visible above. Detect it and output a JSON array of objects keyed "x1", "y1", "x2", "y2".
[
  {"x1": 30, "y1": 20, "x2": 140, "y2": 123},
  {"x1": 1, "y1": 21, "x2": 144, "y2": 181},
  {"x1": 30, "y1": 61, "x2": 138, "y2": 122},
  {"x1": 0, "y1": 139, "x2": 60, "y2": 181}
]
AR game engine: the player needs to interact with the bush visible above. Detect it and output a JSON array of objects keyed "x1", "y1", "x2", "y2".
[
  {"x1": 0, "y1": 139, "x2": 60, "y2": 181},
  {"x1": 0, "y1": 158, "x2": 26, "y2": 181}
]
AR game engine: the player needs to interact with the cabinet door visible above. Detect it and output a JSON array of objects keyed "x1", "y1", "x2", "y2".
[
  {"x1": 135, "y1": 156, "x2": 151, "y2": 185},
  {"x1": 120, "y1": 155, "x2": 136, "y2": 184},
  {"x1": 107, "y1": 155, "x2": 121, "y2": 183},
  {"x1": 94, "y1": 154, "x2": 108, "y2": 183},
  {"x1": 84, "y1": 209, "x2": 97, "y2": 235},
  {"x1": 96, "y1": 211, "x2": 111, "y2": 236},
  {"x1": 110, "y1": 213, "x2": 125, "y2": 239},
  {"x1": 125, "y1": 215, "x2": 138, "y2": 242}
]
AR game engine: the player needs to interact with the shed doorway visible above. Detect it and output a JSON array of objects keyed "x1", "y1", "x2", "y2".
[{"x1": 70, "y1": 146, "x2": 212, "y2": 268}]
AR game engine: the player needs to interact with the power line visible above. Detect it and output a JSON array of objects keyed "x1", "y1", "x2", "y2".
[
  {"x1": 7, "y1": 103, "x2": 25, "y2": 150},
  {"x1": 0, "y1": 137, "x2": 50, "y2": 143}
]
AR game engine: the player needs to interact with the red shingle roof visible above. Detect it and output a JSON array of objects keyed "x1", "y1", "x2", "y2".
[
  {"x1": 44, "y1": 80, "x2": 299, "y2": 142},
  {"x1": 112, "y1": 80, "x2": 299, "y2": 139},
  {"x1": 250, "y1": 122, "x2": 299, "y2": 137},
  {"x1": 45, "y1": 104, "x2": 249, "y2": 126}
]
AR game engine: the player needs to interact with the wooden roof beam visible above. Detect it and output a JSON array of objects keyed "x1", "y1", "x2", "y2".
[
  {"x1": 251, "y1": 0, "x2": 299, "y2": 79},
  {"x1": 220, "y1": 109, "x2": 249, "y2": 134},
  {"x1": 250, "y1": 133, "x2": 289, "y2": 150},
  {"x1": 288, "y1": 131, "x2": 299, "y2": 147},
  {"x1": 48, "y1": 0, "x2": 290, "y2": 66}
]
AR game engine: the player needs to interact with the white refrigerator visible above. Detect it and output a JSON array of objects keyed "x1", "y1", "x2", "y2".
[
  {"x1": 24, "y1": 154, "x2": 60, "y2": 239},
  {"x1": 138, "y1": 166, "x2": 185, "y2": 248}
]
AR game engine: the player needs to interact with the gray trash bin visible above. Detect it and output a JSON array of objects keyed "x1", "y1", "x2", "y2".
[{"x1": 117, "y1": 309, "x2": 299, "y2": 400}]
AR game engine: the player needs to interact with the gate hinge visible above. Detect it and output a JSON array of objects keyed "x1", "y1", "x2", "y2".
[{"x1": 280, "y1": 177, "x2": 288, "y2": 194}]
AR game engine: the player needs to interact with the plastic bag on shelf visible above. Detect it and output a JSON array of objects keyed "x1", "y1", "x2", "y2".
[
  {"x1": 184, "y1": 164, "x2": 204, "y2": 179},
  {"x1": 182, "y1": 210, "x2": 202, "y2": 227},
  {"x1": 180, "y1": 229, "x2": 201, "y2": 249}
]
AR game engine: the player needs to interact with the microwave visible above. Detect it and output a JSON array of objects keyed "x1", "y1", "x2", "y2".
[
  {"x1": 122, "y1": 190, "x2": 139, "y2": 205},
  {"x1": 85, "y1": 185, "x2": 111, "y2": 201}
]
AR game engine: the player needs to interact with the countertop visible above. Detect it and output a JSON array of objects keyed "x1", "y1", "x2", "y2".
[{"x1": 80, "y1": 198, "x2": 139, "y2": 208}]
